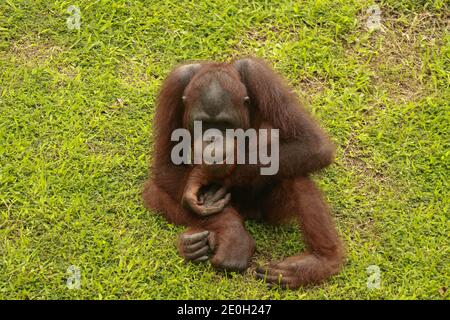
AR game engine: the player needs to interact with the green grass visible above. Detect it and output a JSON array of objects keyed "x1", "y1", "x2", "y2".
[{"x1": 0, "y1": 0, "x2": 448, "y2": 299}]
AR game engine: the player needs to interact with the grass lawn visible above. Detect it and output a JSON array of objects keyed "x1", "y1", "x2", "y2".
[{"x1": 0, "y1": 0, "x2": 449, "y2": 299}]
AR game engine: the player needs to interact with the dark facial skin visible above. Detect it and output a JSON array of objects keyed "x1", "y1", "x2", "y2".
[
  {"x1": 186, "y1": 78, "x2": 246, "y2": 132},
  {"x1": 182, "y1": 74, "x2": 249, "y2": 214}
]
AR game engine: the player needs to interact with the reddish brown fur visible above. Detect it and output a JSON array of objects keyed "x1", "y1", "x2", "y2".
[{"x1": 143, "y1": 58, "x2": 345, "y2": 288}]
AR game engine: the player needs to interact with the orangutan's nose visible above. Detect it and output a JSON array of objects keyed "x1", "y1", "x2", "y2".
[{"x1": 193, "y1": 111, "x2": 235, "y2": 126}]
